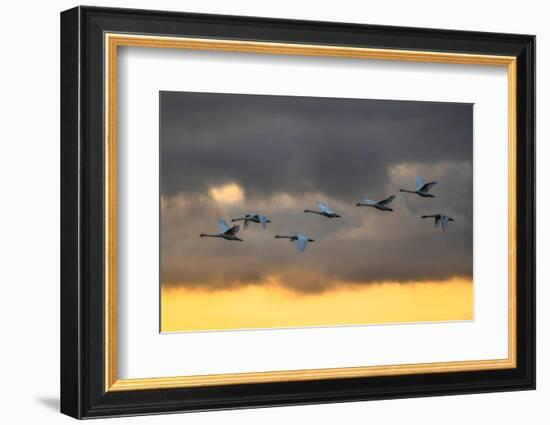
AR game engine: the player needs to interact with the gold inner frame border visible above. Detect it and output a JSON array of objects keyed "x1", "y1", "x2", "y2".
[{"x1": 104, "y1": 33, "x2": 517, "y2": 392}]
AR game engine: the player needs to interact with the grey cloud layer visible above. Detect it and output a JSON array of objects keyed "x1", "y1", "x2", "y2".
[
  {"x1": 161, "y1": 92, "x2": 472, "y2": 200},
  {"x1": 160, "y1": 91, "x2": 473, "y2": 292}
]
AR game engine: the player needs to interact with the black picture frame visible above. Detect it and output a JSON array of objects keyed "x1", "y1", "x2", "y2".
[{"x1": 61, "y1": 5, "x2": 535, "y2": 419}]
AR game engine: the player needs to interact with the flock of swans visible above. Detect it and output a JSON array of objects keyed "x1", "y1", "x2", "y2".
[{"x1": 199, "y1": 175, "x2": 454, "y2": 252}]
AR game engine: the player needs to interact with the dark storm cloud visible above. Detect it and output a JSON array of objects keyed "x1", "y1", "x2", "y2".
[
  {"x1": 160, "y1": 91, "x2": 472, "y2": 201},
  {"x1": 160, "y1": 91, "x2": 473, "y2": 292}
]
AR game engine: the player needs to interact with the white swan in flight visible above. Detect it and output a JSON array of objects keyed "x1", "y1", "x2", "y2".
[
  {"x1": 400, "y1": 176, "x2": 438, "y2": 198},
  {"x1": 231, "y1": 214, "x2": 271, "y2": 229},
  {"x1": 356, "y1": 194, "x2": 396, "y2": 212},
  {"x1": 200, "y1": 219, "x2": 243, "y2": 241},
  {"x1": 421, "y1": 214, "x2": 454, "y2": 231},
  {"x1": 304, "y1": 202, "x2": 341, "y2": 218},
  {"x1": 274, "y1": 234, "x2": 315, "y2": 252}
]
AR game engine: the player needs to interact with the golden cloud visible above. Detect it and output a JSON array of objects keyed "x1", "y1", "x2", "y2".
[{"x1": 161, "y1": 277, "x2": 473, "y2": 332}]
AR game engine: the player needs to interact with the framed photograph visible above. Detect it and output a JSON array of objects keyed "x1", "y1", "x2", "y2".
[{"x1": 60, "y1": 6, "x2": 535, "y2": 419}]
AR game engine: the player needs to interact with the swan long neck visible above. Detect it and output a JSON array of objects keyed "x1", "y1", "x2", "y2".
[
  {"x1": 200, "y1": 233, "x2": 221, "y2": 238},
  {"x1": 400, "y1": 189, "x2": 416, "y2": 193},
  {"x1": 275, "y1": 235, "x2": 293, "y2": 239},
  {"x1": 304, "y1": 209, "x2": 322, "y2": 215}
]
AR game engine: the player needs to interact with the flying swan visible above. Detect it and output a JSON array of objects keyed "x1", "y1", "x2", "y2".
[
  {"x1": 356, "y1": 194, "x2": 396, "y2": 211},
  {"x1": 304, "y1": 202, "x2": 341, "y2": 218},
  {"x1": 274, "y1": 234, "x2": 315, "y2": 252},
  {"x1": 200, "y1": 219, "x2": 243, "y2": 241},
  {"x1": 399, "y1": 176, "x2": 438, "y2": 198},
  {"x1": 231, "y1": 214, "x2": 271, "y2": 229},
  {"x1": 421, "y1": 214, "x2": 455, "y2": 231}
]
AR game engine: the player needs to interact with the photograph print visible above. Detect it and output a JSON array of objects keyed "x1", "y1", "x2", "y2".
[{"x1": 160, "y1": 91, "x2": 473, "y2": 333}]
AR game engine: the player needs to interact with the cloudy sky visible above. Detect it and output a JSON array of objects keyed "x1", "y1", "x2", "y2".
[{"x1": 159, "y1": 91, "x2": 473, "y2": 331}]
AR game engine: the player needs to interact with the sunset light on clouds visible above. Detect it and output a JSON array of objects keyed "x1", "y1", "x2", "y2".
[
  {"x1": 209, "y1": 182, "x2": 245, "y2": 204},
  {"x1": 161, "y1": 277, "x2": 472, "y2": 332}
]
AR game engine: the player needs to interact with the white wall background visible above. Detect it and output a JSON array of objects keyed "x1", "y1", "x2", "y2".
[{"x1": 0, "y1": 1, "x2": 545, "y2": 423}]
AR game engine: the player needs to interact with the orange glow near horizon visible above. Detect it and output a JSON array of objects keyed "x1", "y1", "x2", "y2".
[{"x1": 161, "y1": 277, "x2": 473, "y2": 333}]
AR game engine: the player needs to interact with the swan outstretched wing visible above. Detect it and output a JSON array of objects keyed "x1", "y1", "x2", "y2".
[
  {"x1": 379, "y1": 195, "x2": 396, "y2": 206},
  {"x1": 218, "y1": 219, "x2": 230, "y2": 233},
  {"x1": 259, "y1": 215, "x2": 268, "y2": 229},
  {"x1": 416, "y1": 176, "x2": 424, "y2": 190},
  {"x1": 296, "y1": 234, "x2": 308, "y2": 252},
  {"x1": 361, "y1": 198, "x2": 377, "y2": 205},
  {"x1": 441, "y1": 216, "x2": 449, "y2": 231},
  {"x1": 318, "y1": 202, "x2": 333, "y2": 214},
  {"x1": 419, "y1": 182, "x2": 438, "y2": 193},
  {"x1": 225, "y1": 224, "x2": 240, "y2": 235}
]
